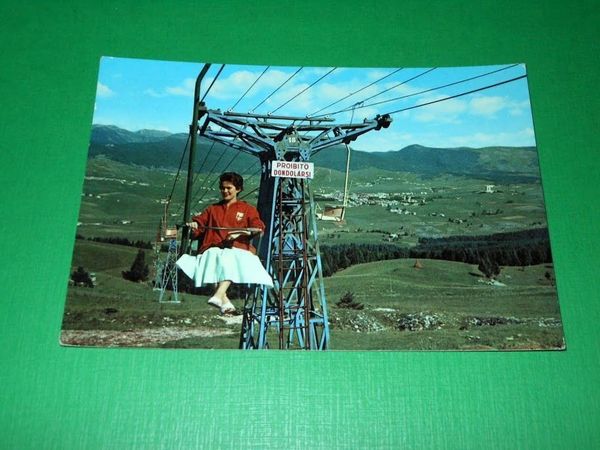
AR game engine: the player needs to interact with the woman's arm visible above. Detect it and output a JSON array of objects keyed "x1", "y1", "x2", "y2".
[
  {"x1": 245, "y1": 204, "x2": 265, "y2": 235},
  {"x1": 188, "y1": 208, "x2": 211, "y2": 239}
]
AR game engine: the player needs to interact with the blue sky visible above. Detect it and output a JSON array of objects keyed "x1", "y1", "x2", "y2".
[{"x1": 93, "y1": 56, "x2": 536, "y2": 152}]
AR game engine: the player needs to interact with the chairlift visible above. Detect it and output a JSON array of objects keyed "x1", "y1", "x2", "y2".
[
  {"x1": 157, "y1": 205, "x2": 179, "y2": 242},
  {"x1": 316, "y1": 143, "x2": 351, "y2": 222}
]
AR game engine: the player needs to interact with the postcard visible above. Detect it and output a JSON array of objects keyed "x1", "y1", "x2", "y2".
[{"x1": 60, "y1": 57, "x2": 564, "y2": 350}]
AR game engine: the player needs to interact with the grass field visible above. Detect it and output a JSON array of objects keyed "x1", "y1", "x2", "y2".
[
  {"x1": 61, "y1": 240, "x2": 563, "y2": 350},
  {"x1": 61, "y1": 156, "x2": 562, "y2": 350}
]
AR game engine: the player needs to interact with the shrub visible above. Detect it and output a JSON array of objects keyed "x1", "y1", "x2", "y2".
[
  {"x1": 336, "y1": 291, "x2": 364, "y2": 310},
  {"x1": 71, "y1": 266, "x2": 94, "y2": 288}
]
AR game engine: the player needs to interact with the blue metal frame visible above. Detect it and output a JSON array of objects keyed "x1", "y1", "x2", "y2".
[{"x1": 239, "y1": 172, "x2": 331, "y2": 350}]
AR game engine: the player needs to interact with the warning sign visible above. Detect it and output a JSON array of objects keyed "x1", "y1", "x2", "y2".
[{"x1": 271, "y1": 161, "x2": 314, "y2": 179}]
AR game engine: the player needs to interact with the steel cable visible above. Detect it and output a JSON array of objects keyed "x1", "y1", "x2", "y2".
[
  {"x1": 318, "y1": 64, "x2": 520, "y2": 117},
  {"x1": 251, "y1": 67, "x2": 303, "y2": 112},
  {"x1": 270, "y1": 67, "x2": 337, "y2": 114},
  {"x1": 383, "y1": 74, "x2": 527, "y2": 116}
]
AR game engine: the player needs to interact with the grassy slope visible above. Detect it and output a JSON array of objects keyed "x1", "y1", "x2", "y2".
[
  {"x1": 325, "y1": 258, "x2": 562, "y2": 350},
  {"x1": 63, "y1": 240, "x2": 236, "y2": 343},
  {"x1": 63, "y1": 240, "x2": 562, "y2": 350}
]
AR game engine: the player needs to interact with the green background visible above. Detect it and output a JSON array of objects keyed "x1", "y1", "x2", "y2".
[{"x1": 1, "y1": 1, "x2": 598, "y2": 448}]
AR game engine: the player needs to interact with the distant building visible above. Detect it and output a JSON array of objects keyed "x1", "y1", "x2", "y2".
[{"x1": 485, "y1": 184, "x2": 495, "y2": 193}]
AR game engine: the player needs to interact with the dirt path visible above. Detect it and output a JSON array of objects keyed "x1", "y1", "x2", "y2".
[{"x1": 60, "y1": 327, "x2": 235, "y2": 347}]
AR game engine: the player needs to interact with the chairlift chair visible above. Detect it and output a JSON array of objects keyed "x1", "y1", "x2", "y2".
[{"x1": 316, "y1": 143, "x2": 351, "y2": 223}]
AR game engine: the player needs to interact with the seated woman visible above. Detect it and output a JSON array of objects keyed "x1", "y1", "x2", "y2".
[{"x1": 176, "y1": 172, "x2": 273, "y2": 314}]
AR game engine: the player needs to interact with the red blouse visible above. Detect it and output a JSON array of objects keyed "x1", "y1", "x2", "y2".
[{"x1": 191, "y1": 200, "x2": 265, "y2": 254}]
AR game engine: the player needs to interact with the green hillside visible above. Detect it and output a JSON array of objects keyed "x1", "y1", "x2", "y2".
[
  {"x1": 62, "y1": 239, "x2": 562, "y2": 350},
  {"x1": 314, "y1": 144, "x2": 540, "y2": 183},
  {"x1": 76, "y1": 154, "x2": 548, "y2": 245},
  {"x1": 89, "y1": 125, "x2": 541, "y2": 183},
  {"x1": 89, "y1": 130, "x2": 258, "y2": 175}
]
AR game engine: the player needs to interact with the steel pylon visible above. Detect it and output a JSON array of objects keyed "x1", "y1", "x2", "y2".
[{"x1": 239, "y1": 172, "x2": 329, "y2": 349}]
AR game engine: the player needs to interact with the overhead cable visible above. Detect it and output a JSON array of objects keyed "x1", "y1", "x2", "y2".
[
  {"x1": 229, "y1": 66, "x2": 271, "y2": 111},
  {"x1": 308, "y1": 68, "x2": 404, "y2": 117},
  {"x1": 165, "y1": 133, "x2": 190, "y2": 211},
  {"x1": 200, "y1": 64, "x2": 225, "y2": 102},
  {"x1": 270, "y1": 67, "x2": 337, "y2": 114},
  {"x1": 322, "y1": 63, "x2": 521, "y2": 117},
  {"x1": 384, "y1": 74, "x2": 527, "y2": 115},
  {"x1": 251, "y1": 67, "x2": 303, "y2": 112}
]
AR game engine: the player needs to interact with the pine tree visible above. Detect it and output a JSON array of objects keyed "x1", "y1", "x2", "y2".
[
  {"x1": 122, "y1": 249, "x2": 149, "y2": 282},
  {"x1": 478, "y1": 256, "x2": 501, "y2": 279}
]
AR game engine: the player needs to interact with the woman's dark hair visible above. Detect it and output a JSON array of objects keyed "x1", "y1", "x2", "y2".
[{"x1": 219, "y1": 172, "x2": 244, "y2": 191}]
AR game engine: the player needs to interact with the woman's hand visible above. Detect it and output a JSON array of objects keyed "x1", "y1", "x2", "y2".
[
  {"x1": 186, "y1": 222, "x2": 199, "y2": 230},
  {"x1": 226, "y1": 230, "x2": 251, "y2": 241}
]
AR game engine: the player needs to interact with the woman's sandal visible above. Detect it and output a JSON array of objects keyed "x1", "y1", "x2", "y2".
[
  {"x1": 207, "y1": 297, "x2": 223, "y2": 309},
  {"x1": 220, "y1": 301, "x2": 236, "y2": 315}
]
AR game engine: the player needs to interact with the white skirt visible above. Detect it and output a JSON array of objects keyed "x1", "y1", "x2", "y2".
[{"x1": 176, "y1": 247, "x2": 274, "y2": 288}]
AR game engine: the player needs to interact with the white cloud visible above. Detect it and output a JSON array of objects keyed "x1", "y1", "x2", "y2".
[
  {"x1": 315, "y1": 82, "x2": 354, "y2": 105},
  {"x1": 366, "y1": 69, "x2": 395, "y2": 82},
  {"x1": 165, "y1": 78, "x2": 196, "y2": 97},
  {"x1": 411, "y1": 96, "x2": 467, "y2": 123},
  {"x1": 205, "y1": 70, "x2": 263, "y2": 101},
  {"x1": 353, "y1": 129, "x2": 416, "y2": 152},
  {"x1": 301, "y1": 67, "x2": 337, "y2": 78},
  {"x1": 468, "y1": 96, "x2": 507, "y2": 116},
  {"x1": 139, "y1": 78, "x2": 197, "y2": 99},
  {"x1": 445, "y1": 128, "x2": 536, "y2": 147},
  {"x1": 97, "y1": 82, "x2": 114, "y2": 97},
  {"x1": 144, "y1": 88, "x2": 166, "y2": 98},
  {"x1": 509, "y1": 99, "x2": 531, "y2": 116},
  {"x1": 466, "y1": 96, "x2": 531, "y2": 118}
]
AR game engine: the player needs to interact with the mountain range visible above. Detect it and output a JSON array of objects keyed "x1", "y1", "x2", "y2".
[{"x1": 89, "y1": 124, "x2": 541, "y2": 182}]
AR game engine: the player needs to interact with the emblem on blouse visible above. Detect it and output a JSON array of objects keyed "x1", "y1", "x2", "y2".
[{"x1": 236, "y1": 212, "x2": 245, "y2": 222}]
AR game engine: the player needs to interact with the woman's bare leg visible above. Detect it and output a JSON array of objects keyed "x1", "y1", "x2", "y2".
[{"x1": 214, "y1": 280, "x2": 232, "y2": 302}]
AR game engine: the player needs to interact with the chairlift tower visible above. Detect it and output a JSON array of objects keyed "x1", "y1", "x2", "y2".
[
  {"x1": 158, "y1": 238, "x2": 180, "y2": 304},
  {"x1": 182, "y1": 66, "x2": 392, "y2": 349},
  {"x1": 154, "y1": 211, "x2": 180, "y2": 303}
]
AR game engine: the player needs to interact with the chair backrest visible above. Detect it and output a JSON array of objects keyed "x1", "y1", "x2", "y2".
[{"x1": 164, "y1": 227, "x2": 178, "y2": 239}]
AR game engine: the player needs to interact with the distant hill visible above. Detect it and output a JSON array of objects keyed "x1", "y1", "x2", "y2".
[
  {"x1": 89, "y1": 125, "x2": 257, "y2": 173},
  {"x1": 88, "y1": 125, "x2": 541, "y2": 182},
  {"x1": 91, "y1": 124, "x2": 178, "y2": 145},
  {"x1": 313, "y1": 144, "x2": 540, "y2": 182}
]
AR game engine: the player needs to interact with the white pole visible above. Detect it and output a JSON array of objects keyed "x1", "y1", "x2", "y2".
[{"x1": 341, "y1": 144, "x2": 351, "y2": 221}]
